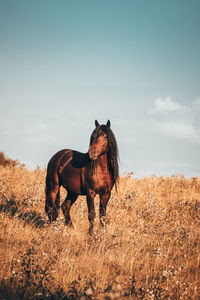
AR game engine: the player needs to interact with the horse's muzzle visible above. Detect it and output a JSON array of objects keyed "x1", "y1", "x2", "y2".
[{"x1": 89, "y1": 149, "x2": 98, "y2": 160}]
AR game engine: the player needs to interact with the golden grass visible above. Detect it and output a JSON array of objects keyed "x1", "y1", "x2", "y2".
[{"x1": 0, "y1": 165, "x2": 200, "y2": 299}]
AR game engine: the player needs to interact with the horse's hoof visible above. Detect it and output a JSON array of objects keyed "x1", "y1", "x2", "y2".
[
  {"x1": 99, "y1": 221, "x2": 104, "y2": 228},
  {"x1": 66, "y1": 221, "x2": 74, "y2": 229},
  {"x1": 88, "y1": 227, "x2": 94, "y2": 236}
]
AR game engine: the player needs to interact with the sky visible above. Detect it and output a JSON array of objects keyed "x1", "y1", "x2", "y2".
[{"x1": 0, "y1": 0, "x2": 200, "y2": 177}]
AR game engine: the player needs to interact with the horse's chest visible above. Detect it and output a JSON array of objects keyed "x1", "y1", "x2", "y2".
[{"x1": 89, "y1": 169, "x2": 112, "y2": 193}]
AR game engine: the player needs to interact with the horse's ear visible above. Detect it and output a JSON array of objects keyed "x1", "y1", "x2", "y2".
[
  {"x1": 95, "y1": 120, "x2": 100, "y2": 128},
  {"x1": 106, "y1": 120, "x2": 111, "y2": 128}
]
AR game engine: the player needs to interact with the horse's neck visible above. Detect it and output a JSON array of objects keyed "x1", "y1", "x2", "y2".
[{"x1": 97, "y1": 153, "x2": 108, "y2": 171}]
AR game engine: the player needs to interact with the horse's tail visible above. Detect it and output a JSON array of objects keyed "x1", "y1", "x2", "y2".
[
  {"x1": 45, "y1": 168, "x2": 54, "y2": 199},
  {"x1": 45, "y1": 155, "x2": 60, "y2": 221}
]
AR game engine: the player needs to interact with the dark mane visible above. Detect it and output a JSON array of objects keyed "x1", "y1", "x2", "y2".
[{"x1": 89, "y1": 125, "x2": 119, "y2": 186}]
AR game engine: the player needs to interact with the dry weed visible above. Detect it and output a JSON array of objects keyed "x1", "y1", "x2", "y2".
[{"x1": 0, "y1": 164, "x2": 200, "y2": 299}]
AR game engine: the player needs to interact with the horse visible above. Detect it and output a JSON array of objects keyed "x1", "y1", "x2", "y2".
[{"x1": 45, "y1": 120, "x2": 119, "y2": 234}]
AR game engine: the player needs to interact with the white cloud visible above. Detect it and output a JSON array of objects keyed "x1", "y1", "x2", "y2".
[
  {"x1": 153, "y1": 120, "x2": 199, "y2": 141},
  {"x1": 153, "y1": 96, "x2": 185, "y2": 112},
  {"x1": 149, "y1": 97, "x2": 200, "y2": 142}
]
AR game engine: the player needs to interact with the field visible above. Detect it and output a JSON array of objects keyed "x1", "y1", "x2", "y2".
[{"x1": 0, "y1": 159, "x2": 200, "y2": 299}]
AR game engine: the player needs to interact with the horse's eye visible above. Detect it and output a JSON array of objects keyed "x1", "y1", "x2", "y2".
[{"x1": 104, "y1": 135, "x2": 107, "y2": 139}]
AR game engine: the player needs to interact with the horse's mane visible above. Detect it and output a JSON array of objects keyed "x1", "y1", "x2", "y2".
[{"x1": 89, "y1": 125, "x2": 119, "y2": 186}]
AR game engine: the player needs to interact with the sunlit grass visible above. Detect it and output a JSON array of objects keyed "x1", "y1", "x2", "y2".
[{"x1": 0, "y1": 163, "x2": 200, "y2": 298}]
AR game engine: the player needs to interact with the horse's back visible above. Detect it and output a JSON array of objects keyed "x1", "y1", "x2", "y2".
[{"x1": 59, "y1": 150, "x2": 91, "y2": 195}]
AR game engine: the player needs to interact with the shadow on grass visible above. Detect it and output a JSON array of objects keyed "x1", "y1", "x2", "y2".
[
  {"x1": 0, "y1": 196, "x2": 46, "y2": 228},
  {"x1": 0, "y1": 281, "x2": 84, "y2": 300}
]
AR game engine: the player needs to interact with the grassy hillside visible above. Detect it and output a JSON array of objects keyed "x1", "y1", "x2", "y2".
[{"x1": 0, "y1": 162, "x2": 199, "y2": 299}]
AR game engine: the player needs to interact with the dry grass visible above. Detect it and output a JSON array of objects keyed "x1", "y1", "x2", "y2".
[{"x1": 0, "y1": 163, "x2": 200, "y2": 299}]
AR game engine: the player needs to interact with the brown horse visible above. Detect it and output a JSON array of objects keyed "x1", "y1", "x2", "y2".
[{"x1": 45, "y1": 120, "x2": 119, "y2": 234}]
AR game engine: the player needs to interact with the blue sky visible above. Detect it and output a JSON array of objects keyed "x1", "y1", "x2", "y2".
[{"x1": 0, "y1": 0, "x2": 200, "y2": 177}]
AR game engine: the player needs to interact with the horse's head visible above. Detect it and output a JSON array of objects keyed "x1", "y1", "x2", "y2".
[{"x1": 88, "y1": 120, "x2": 111, "y2": 160}]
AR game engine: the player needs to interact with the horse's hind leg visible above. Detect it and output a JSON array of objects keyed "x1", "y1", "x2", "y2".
[
  {"x1": 55, "y1": 189, "x2": 60, "y2": 211},
  {"x1": 45, "y1": 184, "x2": 60, "y2": 222},
  {"x1": 61, "y1": 191, "x2": 78, "y2": 228}
]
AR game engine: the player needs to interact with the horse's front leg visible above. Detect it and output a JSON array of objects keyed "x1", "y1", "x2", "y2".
[
  {"x1": 86, "y1": 190, "x2": 96, "y2": 235},
  {"x1": 99, "y1": 191, "x2": 111, "y2": 228}
]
